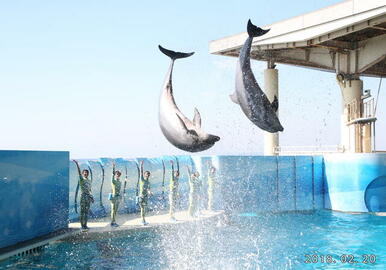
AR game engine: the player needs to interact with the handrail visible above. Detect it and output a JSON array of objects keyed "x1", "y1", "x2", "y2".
[
  {"x1": 346, "y1": 98, "x2": 375, "y2": 123},
  {"x1": 275, "y1": 145, "x2": 344, "y2": 155}
]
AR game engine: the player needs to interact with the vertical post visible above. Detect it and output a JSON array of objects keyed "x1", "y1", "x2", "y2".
[
  {"x1": 362, "y1": 123, "x2": 372, "y2": 153},
  {"x1": 264, "y1": 63, "x2": 279, "y2": 155},
  {"x1": 337, "y1": 77, "x2": 363, "y2": 152}
]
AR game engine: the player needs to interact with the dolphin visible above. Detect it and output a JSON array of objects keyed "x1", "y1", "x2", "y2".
[
  {"x1": 230, "y1": 20, "x2": 284, "y2": 133},
  {"x1": 158, "y1": 45, "x2": 220, "y2": 152}
]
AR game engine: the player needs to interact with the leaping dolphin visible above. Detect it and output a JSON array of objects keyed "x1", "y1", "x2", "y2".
[
  {"x1": 158, "y1": 45, "x2": 220, "y2": 152},
  {"x1": 230, "y1": 20, "x2": 284, "y2": 133}
]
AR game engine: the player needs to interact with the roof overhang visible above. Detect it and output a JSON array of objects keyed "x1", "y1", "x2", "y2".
[{"x1": 210, "y1": 0, "x2": 386, "y2": 77}]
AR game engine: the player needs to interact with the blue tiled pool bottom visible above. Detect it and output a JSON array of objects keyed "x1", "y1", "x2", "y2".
[{"x1": 1, "y1": 210, "x2": 385, "y2": 270}]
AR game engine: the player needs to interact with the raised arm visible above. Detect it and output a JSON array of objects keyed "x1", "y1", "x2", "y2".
[
  {"x1": 140, "y1": 160, "x2": 144, "y2": 180},
  {"x1": 73, "y1": 160, "x2": 81, "y2": 177},
  {"x1": 111, "y1": 162, "x2": 117, "y2": 184},
  {"x1": 135, "y1": 162, "x2": 140, "y2": 197}
]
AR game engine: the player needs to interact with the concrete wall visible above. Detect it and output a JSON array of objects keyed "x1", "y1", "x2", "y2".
[
  {"x1": 324, "y1": 153, "x2": 386, "y2": 212},
  {"x1": 0, "y1": 151, "x2": 69, "y2": 249}
]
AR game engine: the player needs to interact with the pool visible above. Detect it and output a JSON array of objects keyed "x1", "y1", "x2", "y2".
[{"x1": 1, "y1": 210, "x2": 385, "y2": 270}]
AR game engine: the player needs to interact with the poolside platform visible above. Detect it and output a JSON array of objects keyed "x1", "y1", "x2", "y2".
[
  {"x1": 65, "y1": 210, "x2": 225, "y2": 241},
  {"x1": 0, "y1": 210, "x2": 224, "y2": 261}
]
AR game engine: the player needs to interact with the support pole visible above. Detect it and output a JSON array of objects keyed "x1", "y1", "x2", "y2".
[
  {"x1": 264, "y1": 66, "x2": 279, "y2": 155},
  {"x1": 337, "y1": 77, "x2": 363, "y2": 152},
  {"x1": 362, "y1": 123, "x2": 372, "y2": 153}
]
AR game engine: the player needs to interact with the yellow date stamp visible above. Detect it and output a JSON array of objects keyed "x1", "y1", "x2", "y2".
[{"x1": 304, "y1": 254, "x2": 377, "y2": 264}]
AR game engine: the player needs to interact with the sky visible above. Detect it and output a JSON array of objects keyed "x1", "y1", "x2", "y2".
[{"x1": 0, "y1": 0, "x2": 384, "y2": 158}]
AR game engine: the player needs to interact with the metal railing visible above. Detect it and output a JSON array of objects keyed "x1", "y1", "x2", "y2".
[
  {"x1": 346, "y1": 98, "x2": 375, "y2": 123},
  {"x1": 363, "y1": 98, "x2": 375, "y2": 119},
  {"x1": 274, "y1": 145, "x2": 344, "y2": 155}
]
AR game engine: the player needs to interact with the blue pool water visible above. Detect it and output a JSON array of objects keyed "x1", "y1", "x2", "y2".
[{"x1": 1, "y1": 210, "x2": 385, "y2": 270}]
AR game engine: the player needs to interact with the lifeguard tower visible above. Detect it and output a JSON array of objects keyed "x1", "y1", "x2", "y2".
[{"x1": 210, "y1": 0, "x2": 386, "y2": 155}]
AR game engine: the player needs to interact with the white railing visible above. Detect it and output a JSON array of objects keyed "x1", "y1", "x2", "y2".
[
  {"x1": 363, "y1": 98, "x2": 375, "y2": 119},
  {"x1": 274, "y1": 145, "x2": 344, "y2": 155},
  {"x1": 346, "y1": 97, "x2": 375, "y2": 123}
]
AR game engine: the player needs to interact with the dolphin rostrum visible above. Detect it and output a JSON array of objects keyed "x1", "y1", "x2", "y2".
[
  {"x1": 230, "y1": 20, "x2": 284, "y2": 133},
  {"x1": 158, "y1": 45, "x2": 220, "y2": 152}
]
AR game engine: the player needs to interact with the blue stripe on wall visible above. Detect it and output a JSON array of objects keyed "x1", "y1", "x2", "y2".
[
  {"x1": 295, "y1": 156, "x2": 314, "y2": 211},
  {"x1": 313, "y1": 156, "x2": 324, "y2": 209},
  {"x1": 250, "y1": 156, "x2": 277, "y2": 212},
  {"x1": 278, "y1": 156, "x2": 296, "y2": 211}
]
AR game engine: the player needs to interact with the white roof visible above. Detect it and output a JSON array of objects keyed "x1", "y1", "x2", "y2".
[{"x1": 210, "y1": 0, "x2": 386, "y2": 77}]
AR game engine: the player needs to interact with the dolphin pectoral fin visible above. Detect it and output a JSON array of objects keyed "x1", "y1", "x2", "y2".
[
  {"x1": 175, "y1": 113, "x2": 189, "y2": 133},
  {"x1": 271, "y1": 95, "x2": 279, "y2": 112},
  {"x1": 193, "y1": 108, "x2": 202, "y2": 128},
  {"x1": 176, "y1": 113, "x2": 198, "y2": 138},
  {"x1": 229, "y1": 92, "x2": 239, "y2": 104}
]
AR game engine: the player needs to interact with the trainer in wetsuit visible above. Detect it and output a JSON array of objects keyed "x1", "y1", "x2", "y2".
[
  {"x1": 74, "y1": 160, "x2": 94, "y2": 231},
  {"x1": 110, "y1": 162, "x2": 122, "y2": 227},
  {"x1": 187, "y1": 166, "x2": 201, "y2": 217},
  {"x1": 139, "y1": 161, "x2": 152, "y2": 225},
  {"x1": 207, "y1": 166, "x2": 218, "y2": 211},
  {"x1": 169, "y1": 160, "x2": 180, "y2": 221}
]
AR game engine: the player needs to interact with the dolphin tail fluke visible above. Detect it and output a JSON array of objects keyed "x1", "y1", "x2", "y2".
[
  {"x1": 247, "y1": 19, "x2": 270, "y2": 37},
  {"x1": 271, "y1": 95, "x2": 279, "y2": 112},
  {"x1": 230, "y1": 92, "x2": 239, "y2": 104},
  {"x1": 159, "y1": 45, "x2": 194, "y2": 60}
]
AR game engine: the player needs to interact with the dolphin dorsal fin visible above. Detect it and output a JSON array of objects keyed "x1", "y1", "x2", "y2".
[
  {"x1": 193, "y1": 108, "x2": 201, "y2": 128},
  {"x1": 271, "y1": 95, "x2": 279, "y2": 112},
  {"x1": 175, "y1": 113, "x2": 189, "y2": 133},
  {"x1": 230, "y1": 92, "x2": 239, "y2": 104}
]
